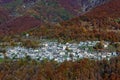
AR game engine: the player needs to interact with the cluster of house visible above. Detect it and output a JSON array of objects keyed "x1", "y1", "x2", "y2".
[{"x1": 0, "y1": 41, "x2": 118, "y2": 62}]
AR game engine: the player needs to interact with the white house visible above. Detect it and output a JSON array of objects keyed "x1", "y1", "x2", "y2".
[{"x1": 60, "y1": 52, "x2": 65, "y2": 56}]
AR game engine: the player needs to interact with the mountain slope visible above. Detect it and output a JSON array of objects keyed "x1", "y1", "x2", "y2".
[
  {"x1": 0, "y1": 0, "x2": 110, "y2": 35},
  {"x1": 24, "y1": 0, "x2": 74, "y2": 22},
  {"x1": 0, "y1": 7, "x2": 10, "y2": 24},
  {"x1": 0, "y1": 0, "x2": 110, "y2": 21},
  {"x1": 0, "y1": 16, "x2": 41, "y2": 35},
  {"x1": 58, "y1": 0, "x2": 110, "y2": 15},
  {"x1": 27, "y1": 0, "x2": 120, "y2": 42},
  {"x1": 84, "y1": 0, "x2": 120, "y2": 18}
]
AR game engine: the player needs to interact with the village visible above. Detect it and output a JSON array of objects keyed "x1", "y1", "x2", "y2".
[{"x1": 0, "y1": 40, "x2": 118, "y2": 62}]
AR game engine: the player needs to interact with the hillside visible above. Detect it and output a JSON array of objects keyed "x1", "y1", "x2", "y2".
[
  {"x1": 58, "y1": 0, "x2": 110, "y2": 15},
  {"x1": 84, "y1": 0, "x2": 120, "y2": 18},
  {"x1": 0, "y1": 7, "x2": 10, "y2": 24},
  {"x1": 24, "y1": 0, "x2": 74, "y2": 22},
  {"x1": 0, "y1": 16, "x2": 41, "y2": 35},
  {"x1": 0, "y1": 0, "x2": 110, "y2": 35},
  {"x1": 0, "y1": 57, "x2": 119, "y2": 80},
  {"x1": 27, "y1": 0, "x2": 120, "y2": 42},
  {"x1": 0, "y1": 0, "x2": 72, "y2": 35},
  {"x1": 0, "y1": 0, "x2": 109, "y2": 21}
]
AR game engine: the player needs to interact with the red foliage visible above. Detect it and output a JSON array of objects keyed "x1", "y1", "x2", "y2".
[
  {"x1": 0, "y1": 7, "x2": 10, "y2": 24},
  {"x1": 0, "y1": 16, "x2": 41, "y2": 35},
  {"x1": 0, "y1": 57, "x2": 119, "y2": 80},
  {"x1": 84, "y1": 0, "x2": 120, "y2": 18}
]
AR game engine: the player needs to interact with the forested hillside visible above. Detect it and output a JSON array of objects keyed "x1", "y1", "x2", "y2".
[
  {"x1": 27, "y1": 0, "x2": 120, "y2": 42},
  {"x1": 0, "y1": 0, "x2": 110, "y2": 35},
  {"x1": 0, "y1": 57, "x2": 119, "y2": 80}
]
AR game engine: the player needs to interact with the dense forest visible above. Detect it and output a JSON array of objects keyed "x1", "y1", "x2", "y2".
[
  {"x1": 26, "y1": 0, "x2": 120, "y2": 42},
  {"x1": 27, "y1": 15, "x2": 120, "y2": 42},
  {"x1": 0, "y1": 56, "x2": 119, "y2": 80},
  {"x1": 0, "y1": 0, "x2": 111, "y2": 35}
]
